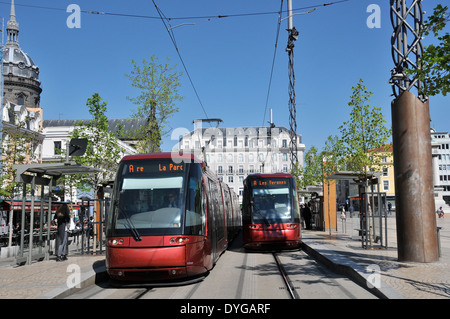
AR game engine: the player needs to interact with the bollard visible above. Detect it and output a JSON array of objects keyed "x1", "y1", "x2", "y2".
[{"x1": 437, "y1": 227, "x2": 442, "y2": 258}]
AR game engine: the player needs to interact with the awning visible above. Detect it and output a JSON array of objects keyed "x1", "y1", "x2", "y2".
[
  {"x1": 13, "y1": 162, "x2": 102, "y2": 184},
  {"x1": 326, "y1": 171, "x2": 380, "y2": 185}
]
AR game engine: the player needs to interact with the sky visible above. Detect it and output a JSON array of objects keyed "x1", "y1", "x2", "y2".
[{"x1": 2, "y1": 0, "x2": 449, "y2": 155}]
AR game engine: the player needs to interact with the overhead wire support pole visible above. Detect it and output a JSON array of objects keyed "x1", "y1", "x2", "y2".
[
  {"x1": 286, "y1": 0, "x2": 299, "y2": 169},
  {"x1": 284, "y1": 2, "x2": 315, "y2": 170}
]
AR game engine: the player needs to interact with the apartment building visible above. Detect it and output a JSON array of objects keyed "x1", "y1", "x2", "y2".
[{"x1": 178, "y1": 120, "x2": 305, "y2": 202}]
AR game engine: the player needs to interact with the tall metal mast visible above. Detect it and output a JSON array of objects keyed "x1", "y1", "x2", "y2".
[{"x1": 286, "y1": 0, "x2": 299, "y2": 168}]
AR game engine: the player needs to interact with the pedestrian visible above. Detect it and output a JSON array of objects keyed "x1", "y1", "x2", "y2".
[
  {"x1": 387, "y1": 202, "x2": 392, "y2": 215},
  {"x1": 437, "y1": 207, "x2": 444, "y2": 218},
  {"x1": 55, "y1": 203, "x2": 71, "y2": 262},
  {"x1": 300, "y1": 204, "x2": 305, "y2": 229},
  {"x1": 304, "y1": 203, "x2": 312, "y2": 230}
]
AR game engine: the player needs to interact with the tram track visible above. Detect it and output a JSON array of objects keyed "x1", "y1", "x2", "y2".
[{"x1": 272, "y1": 252, "x2": 300, "y2": 299}]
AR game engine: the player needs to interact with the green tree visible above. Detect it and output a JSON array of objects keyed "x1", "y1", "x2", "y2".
[
  {"x1": 66, "y1": 93, "x2": 125, "y2": 201},
  {"x1": 126, "y1": 55, "x2": 183, "y2": 153},
  {"x1": 410, "y1": 4, "x2": 450, "y2": 96},
  {"x1": 295, "y1": 146, "x2": 322, "y2": 191},
  {"x1": 336, "y1": 79, "x2": 391, "y2": 175},
  {"x1": 0, "y1": 110, "x2": 41, "y2": 198}
]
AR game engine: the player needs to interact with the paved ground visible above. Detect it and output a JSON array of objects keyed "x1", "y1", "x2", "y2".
[
  {"x1": 302, "y1": 215, "x2": 450, "y2": 299},
  {"x1": 0, "y1": 215, "x2": 448, "y2": 299}
]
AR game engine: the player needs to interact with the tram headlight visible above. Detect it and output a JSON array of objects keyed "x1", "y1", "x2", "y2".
[
  {"x1": 108, "y1": 238, "x2": 124, "y2": 246},
  {"x1": 170, "y1": 237, "x2": 189, "y2": 244}
]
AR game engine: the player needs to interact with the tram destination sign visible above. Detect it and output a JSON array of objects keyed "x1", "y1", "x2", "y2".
[
  {"x1": 125, "y1": 160, "x2": 184, "y2": 175},
  {"x1": 252, "y1": 179, "x2": 288, "y2": 187}
]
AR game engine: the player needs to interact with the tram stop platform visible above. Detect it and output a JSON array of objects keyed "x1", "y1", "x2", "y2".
[{"x1": 0, "y1": 216, "x2": 449, "y2": 299}]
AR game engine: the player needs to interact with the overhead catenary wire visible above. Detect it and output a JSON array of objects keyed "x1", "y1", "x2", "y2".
[
  {"x1": 0, "y1": 1, "x2": 351, "y2": 21},
  {"x1": 151, "y1": 0, "x2": 210, "y2": 121},
  {"x1": 262, "y1": 0, "x2": 284, "y2": 127}
]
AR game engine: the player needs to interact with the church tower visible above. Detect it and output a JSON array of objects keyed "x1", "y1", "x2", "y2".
[{"x1": 2, "y1": 0, "x2": 42, "y2": 109}]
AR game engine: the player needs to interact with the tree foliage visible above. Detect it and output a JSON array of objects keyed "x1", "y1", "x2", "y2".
[
  {"x1": 0, "y1": 109, "x2": 41, "y2": 198},
  {"x1": 412, "y1": 4, "x2": 450, "y2": 96},
  {"x1": 296, "y1": 80, "x2": 391, "y2": 191},
  {"x1": 126, "y1": 55, "x2": 183, "y2": 153},
  {"x1": 65, "y1": 93, "x2": 125, "y2": 199},
  {"x1": 335, "y1": 79, "x2": 391, "y2": 175}
]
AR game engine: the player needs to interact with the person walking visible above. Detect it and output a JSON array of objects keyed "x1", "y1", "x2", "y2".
[
  {"x1": 304, "y1": 203, "x2": 312, "y2": 230},
  {"x1": 55, "y1": 203, "x2": 71, "y2": 262},
  {"x1": 437, "y1": 207, "x2": 444, "y2": 218}
]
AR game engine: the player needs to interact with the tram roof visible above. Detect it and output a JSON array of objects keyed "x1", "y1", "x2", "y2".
[{"x1": 121, "y1": 152, "x2": 204, "y2": 164}]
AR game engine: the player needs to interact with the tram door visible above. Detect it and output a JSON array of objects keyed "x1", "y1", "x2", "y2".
[{"x1": 207, "y1": 178, "x2": 219, "y2": 263}]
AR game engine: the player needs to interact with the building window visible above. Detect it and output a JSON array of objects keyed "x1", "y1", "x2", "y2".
[
  {"x1": 228, "y1": 176, "x2": 234, "y2": 183},
  {"x1": 238, "y1": 153, "x2": 244, "y2": 163},
  {"x1": 383, "y1": 167, "x2": 388, "y2": 177},
  {"x1": 282, "y1": 139, "x2": 287, "y2": 148},
  {"x1": 228, "y1": 166, "x2": 233, "y2": 174},
  {"x1": 282, "y1": 153, "x2": 288, "y2": 161},
  {"x1": 218, "y1": 153, "x2": 223, "y2": 162},
  {"x1": 259, "y1": 153, "x2": 264, "y2": 162},
  {"x1": 54, "y1": 141, "x2": 62, "y2": 155},
  {"x1": 218, "y1": 166, "x2": 223, "y2": 174},
  {"x1": 249, "y1": 165, "x2": 255, "y2": 173},
  {"x1": 383, "y1": 180, "x2": 390, "y2": 191},
  {"x1": 238, "y1": 165, "x2": 244, "y2": 174}
]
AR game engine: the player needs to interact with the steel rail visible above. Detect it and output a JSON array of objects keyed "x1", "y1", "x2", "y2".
[{"x1": 273, "y1": 252, "x2": 300, "y2": 299}]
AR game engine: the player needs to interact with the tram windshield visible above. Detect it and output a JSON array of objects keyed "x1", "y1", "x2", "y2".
[
  {"x1": 250, "y1": 178, "x2": 299, "y2": 224},
  {"x1": 108, "y1": 159, "x2": 186, "y2": 236}
]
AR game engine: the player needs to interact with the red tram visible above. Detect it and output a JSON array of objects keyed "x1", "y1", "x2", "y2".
[
  {"x1": 106, "y1": 153, "x2": 241, "y2": 285},
  {"x1": 242, "y1": 173, "x2": 301, "y2": 250}
]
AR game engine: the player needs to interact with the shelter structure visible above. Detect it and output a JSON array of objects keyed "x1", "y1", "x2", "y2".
[{"x1": 12, "y1": 161, "x2": 100, "y2": 265}]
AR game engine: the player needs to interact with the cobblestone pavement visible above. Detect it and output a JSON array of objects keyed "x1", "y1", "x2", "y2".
[
  {"x1": 0, "y1": 216, "x2": 448, "y2": 299},
  {"x1": 0, "y1": 253, "x2": 105, "y2": 299},
  {"x1": 302, "y1": 215, "x2": 450, "y2": 299}
]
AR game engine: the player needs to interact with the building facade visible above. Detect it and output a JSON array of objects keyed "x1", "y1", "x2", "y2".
[
  {"x1": 2, "y1": 0, "x2": 42, "y2": 110},
  {"x1": 41, "y1": 119, "x2": 143, "y2": 163},
  {"x1": 1, "y1": 0, "x2": 44, "y2": 173},
  {"x1": 178, "y1": 120, "x2": 305, "y2": 202},
  {"x1": 431, "y1": 129, "x2": 450, "y2": 212}
]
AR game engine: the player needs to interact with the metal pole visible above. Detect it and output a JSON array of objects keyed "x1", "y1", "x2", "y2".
[
  {"x1": 390, "y1": 0, "x2": 438, "y2": 262},
  {"x1": 19, "y1": 183, "x2": 26, "y2": 257},
  {"x1": 287, "y1": 0, "x2": 293, "y2": 30},
  {"x1": 392, "y1": 92, "x2": 438, "y2": 262},
  {"x1": 27, "y1": 176, "x2": 35, "y2": 265},
  {"x1": 46, "y1": 177, "x2": 53, "y2": 259},
  {"x1": 39, "y1": 185, "x2": 44, "y2": 254},
  {"x1": 286, "y1": 0, "x2": 299, "y2": 168}
]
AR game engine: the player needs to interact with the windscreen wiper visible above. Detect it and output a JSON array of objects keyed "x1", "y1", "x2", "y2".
[
  {"x1": 115, "y1": 200, "x2": 142, "y2": 241},
  {"x1": 251, "y1": 200, "x2": 271, "y2": 226}
]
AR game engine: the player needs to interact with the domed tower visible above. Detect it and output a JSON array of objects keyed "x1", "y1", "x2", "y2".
[{"x1": 2, "y1": 0, "x2": 42, "y2": 109}]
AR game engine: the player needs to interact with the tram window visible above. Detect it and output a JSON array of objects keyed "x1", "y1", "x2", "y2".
[{"x1": 185, "y1": 164, "x2": 204, "y2": 235}]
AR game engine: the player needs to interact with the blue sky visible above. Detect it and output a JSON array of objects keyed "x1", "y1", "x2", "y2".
[{"x1": 2, "y1": 0, "x2": 449, "y2": 154}]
